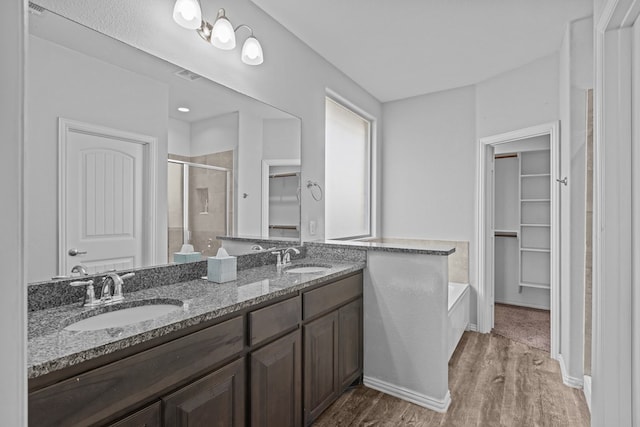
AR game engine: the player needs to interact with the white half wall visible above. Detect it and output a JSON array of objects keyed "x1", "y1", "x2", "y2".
[{"x1": 0, "y1": 0, "x2": 26, "y2": 423}]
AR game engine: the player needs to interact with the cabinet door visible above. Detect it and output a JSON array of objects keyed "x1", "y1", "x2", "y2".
[
  {"x1": 339, "y1": 298, "x2": 363, "y2": 389},
  {"x1": 163, "y1": 357, "x2": 245, "y2": 427},
  {"x1": 250, "y1": 330, "x2": 302, "y2": 427},
  {"x1": 303, "y1": 311, "x2": 339, "y2": 425},
  {"x1": 108, "y1": 402, "x2": 161, "y2": 427}
]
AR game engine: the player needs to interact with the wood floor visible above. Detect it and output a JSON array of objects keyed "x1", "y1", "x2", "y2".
[{"x1": 313, "y1": 332, "x2": 590, "y2": 427}]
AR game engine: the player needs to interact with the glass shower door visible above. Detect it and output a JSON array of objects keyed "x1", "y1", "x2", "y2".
[{"x1": 168, "y1": 160, "x2": 231, "y2": 261}]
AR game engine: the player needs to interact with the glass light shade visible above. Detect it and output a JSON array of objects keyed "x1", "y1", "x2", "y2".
[
  {"x1": 241, "y1": 36, "x2": 264, "y2": 65},
  {"x1": 172, "y1": 0, "x2": 202, "y2": 30},
  {"x1": 211, "y1": 16, "x2": 236, "y2": 50}
]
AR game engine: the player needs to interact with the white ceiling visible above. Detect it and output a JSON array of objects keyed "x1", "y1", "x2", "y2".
[{"x1": 250, "y1": 0, "x2": 593, "y2": 102}]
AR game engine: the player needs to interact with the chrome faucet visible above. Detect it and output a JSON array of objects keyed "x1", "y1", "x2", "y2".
[
  {"x1": 70, "y1": 279, "x2": 101, "y2": 307},
  {"x1": 100, "y1": 272, "x2": 135, "y2": 304},
  {"x1": 71, "y1": 265, "x2": 89, "y2": 276},
  {"x1": 271, "y1": 250, "x2": 284, "y2": 272},
  {"x1": 282, "y1": 247, "x2": 301, "y2": 265},
  {"x1": 272, "y1": 247, "x2": 301, "y2": 271}
]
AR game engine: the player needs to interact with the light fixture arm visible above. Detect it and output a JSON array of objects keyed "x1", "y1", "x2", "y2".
[{"x1": 234, "y1": 24, "x2": 254, "y2": 37}]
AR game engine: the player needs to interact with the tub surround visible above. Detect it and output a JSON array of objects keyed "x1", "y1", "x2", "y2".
[
  {"x1": 306, "y1": 238, "x2": 455, "y2": 255},
  {"x1": 29, "y1": 254, "x2": 353, "y2": 379}
]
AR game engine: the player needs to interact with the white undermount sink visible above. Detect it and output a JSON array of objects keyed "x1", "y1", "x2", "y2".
[
  {"x1": 64, "y1": 302, "x2": 182, "y2": 332},
  {"x1": 284, "y1": 264, "x2": 332, "y2": 274}
]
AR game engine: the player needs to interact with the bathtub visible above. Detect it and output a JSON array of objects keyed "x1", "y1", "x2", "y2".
[{"x1": 448, "y1": 282, "x2": 470, "y2": 360}]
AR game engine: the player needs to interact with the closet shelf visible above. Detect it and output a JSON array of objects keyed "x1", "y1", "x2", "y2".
[
  {"x1": 495, "y1": 230, "x2": 518, "y2": 238},
  {"x1": 521, "y1": 223, "x2": 550, "y2": 227},
  {"x1": 521, "y1": 199, "x2": 550, "y2": 202},
  {"x1": 521, "y1": 173, "x2": 551, "y2": 178},
  {"x1": 519, "y1": 282, "x2": 551, "y2": 290},
  {"x1": 520, "y1": 247, "x2": 550, "y2": 253}
]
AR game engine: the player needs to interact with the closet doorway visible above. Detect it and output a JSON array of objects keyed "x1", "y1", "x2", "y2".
[
  {"x1": 475, "y1": 122, "x2": 560, "y2": 359},
  {"x1": 494, "y1": 140, "x2": 551, "y2": 351}
]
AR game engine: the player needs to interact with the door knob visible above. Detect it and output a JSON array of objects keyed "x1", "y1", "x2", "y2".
[{"x1": 68, "y1": 248, "x2": 87, "y2": 256}]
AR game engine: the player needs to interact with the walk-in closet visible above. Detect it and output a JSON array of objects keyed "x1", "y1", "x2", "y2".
[{"x1": 493, "y1": 135, "x2": 551, "y2": 352}]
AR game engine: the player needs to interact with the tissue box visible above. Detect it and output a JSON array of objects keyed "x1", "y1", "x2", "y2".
[
  {"x1": 208, "y1": 255, "x2": 237, "y2": 283},
  {"x1": 173, "y1": 252, "x2": 202, "y2": 264}
]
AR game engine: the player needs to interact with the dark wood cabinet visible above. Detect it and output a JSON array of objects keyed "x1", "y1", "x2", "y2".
[
  {"x1": 302, "y1": 273, "x2": 363, "y2": 426},
  {"x1": 303, "y1": 312, "x2": 339, "y2": 424},
  {"x1": 250, "y1": 330, "x2": 302, "y2": 427},
  {"x1": 338, "y1": 298, "x2": 362, "y2": 389},
  {"x1": 109, "y1": 402, "x2": 161, "y2": 427},
  {"x1": 29, "y1": 271, "x2": 363, "y2": 427},
  {"x1": 163, "y1": 357, "x2": 245, "y2": 427}
]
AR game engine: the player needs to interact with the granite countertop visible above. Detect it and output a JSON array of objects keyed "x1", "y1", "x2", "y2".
[
  {"x1": 306, "y1": 238, "x2": 456, "y2": 256},
  {"x1": 28, "y1": 259, "x2": 363, "y2": 380}
]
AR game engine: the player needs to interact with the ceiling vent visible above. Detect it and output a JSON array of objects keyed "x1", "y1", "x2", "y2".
[
  {"x1": 28, "y1": 2, "x2": 45, "y2": 16},
  {"x1": 175, "y1": 69, "x2": 202, "y2": 82}
]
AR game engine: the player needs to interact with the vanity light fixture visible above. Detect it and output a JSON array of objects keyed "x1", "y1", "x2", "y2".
[{"x1": 172, "y1": 1, "x2": 264, "y2": 65}]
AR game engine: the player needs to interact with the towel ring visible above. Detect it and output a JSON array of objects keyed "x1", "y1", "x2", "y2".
[{"x1": 306, "y1": 180, "x2": 323, "y2": 201}]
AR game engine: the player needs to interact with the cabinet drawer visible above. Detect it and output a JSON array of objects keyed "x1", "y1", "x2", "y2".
[
  {"x1": 249, "y1": 296, "x2": 300, "y2": 346},
  {"x1": 29, "y1": 316, "x2": 244, "y2": 427},
  {"x1": 303, "y1": 273, "x2": 362, "y2": 320},
  {"x1": 109, "y1": 402, "x2": 161, "y2": 427}
]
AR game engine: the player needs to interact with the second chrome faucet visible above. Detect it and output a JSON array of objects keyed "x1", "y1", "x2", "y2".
[
  {"x1": 70, "y1": 271, "x2": 135, "y2": 307},
  {"x1": 271, "y1": 247, "x2": 301, "y2": 271}
]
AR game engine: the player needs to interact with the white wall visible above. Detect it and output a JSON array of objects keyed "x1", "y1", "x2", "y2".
[
  {"x1": 168, "y1": 117, "x2": 191, "y2": 157},
  {"x1": 382, "y1": 54, "x2": 560, "y2": 328},
  {"x1": 559, "y1": 17, "x2": 593, "y2": 384},
  {"x1": 26, "y1": 35, "x2": 169, "y2": 282},
  {"x1": 36, "y1": 0, "x2": 383, "y2": 241},
  {"x1": 382, "y1": 85, "x2": 477, "y2": 319},
  {"x1": 262, "y1": 118, "x2": 301, "y2": 160},
  {"x1": 476, "y1": 54, "x2": 559, "y2": 138},
  {"x1": 191, "y1": 112, "x2": 239, "y2": 157},
  {"x1": 237, "y1": 112, "x2": 264, "y2": 235},
  {"x1": 0, "y1": 0, "x2": 25, "y2": 423}
]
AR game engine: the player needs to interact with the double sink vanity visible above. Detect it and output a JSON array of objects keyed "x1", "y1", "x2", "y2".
[{"x1": 28, "y1": 246, "x2": 364, "y2": 426}]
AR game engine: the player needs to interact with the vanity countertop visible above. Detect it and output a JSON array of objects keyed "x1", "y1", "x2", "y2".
[
  {"x1": 306, "y1": 238, "x2": 456, "y2": 256},
  {"x1": 27, "y1": 259, "x2": 364, "y2": 380}
]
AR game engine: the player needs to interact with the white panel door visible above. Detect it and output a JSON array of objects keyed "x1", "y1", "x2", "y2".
[{"x1": 62, "y1": 121, "x2": 146, "y2": 275}]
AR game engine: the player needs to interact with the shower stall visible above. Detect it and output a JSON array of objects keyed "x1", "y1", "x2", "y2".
[{"x1": 168, "y1": 159, "x2": 232, "y2": 261}]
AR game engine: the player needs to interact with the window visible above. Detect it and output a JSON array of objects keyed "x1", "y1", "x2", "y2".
[{"x1": 325, "y1": 96, "x2": 372, "y2": 239}]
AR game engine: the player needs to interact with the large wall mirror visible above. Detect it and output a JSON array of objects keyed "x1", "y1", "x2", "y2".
[{"x1": 27, "y1": 6, "x2": 301, "y2": 283}]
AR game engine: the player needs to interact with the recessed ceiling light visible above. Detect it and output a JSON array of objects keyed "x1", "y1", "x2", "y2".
[{"x1": 178, "y1": 107, "x2": 190, "y2": 113}]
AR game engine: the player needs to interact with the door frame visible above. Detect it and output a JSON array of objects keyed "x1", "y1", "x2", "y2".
[
  {"x1": 261, "y1": 158, "x2": 301, "y2": 237},
  {"x1": 58, "y1": 118, "x2": 158, "y2": 275},
  {"x1": 475, "y1": 121, "x2": 560, "y2": 359}
]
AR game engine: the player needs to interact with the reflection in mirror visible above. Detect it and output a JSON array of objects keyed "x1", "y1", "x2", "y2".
[{"x1": 26, "y1": 6, "x2": 301, "y2": 283}]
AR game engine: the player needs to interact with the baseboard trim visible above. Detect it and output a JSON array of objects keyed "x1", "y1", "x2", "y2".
[
  {"x1": 583, "y1": 375, "x2": 592, "y2": 412},
  {"x1": 558, "y1": 354, "x2": 584, "y2": 388},
  {"x1": 363, "y1": 376, "x2": 451, "y2": 413},
  {"x1": 466, "y1": 323, "x2": 478, "y2": 332}
]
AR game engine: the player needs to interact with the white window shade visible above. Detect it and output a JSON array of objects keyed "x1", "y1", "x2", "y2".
[{"x1": 325, "y1": 97, "x2": 371, "y2": 239}]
